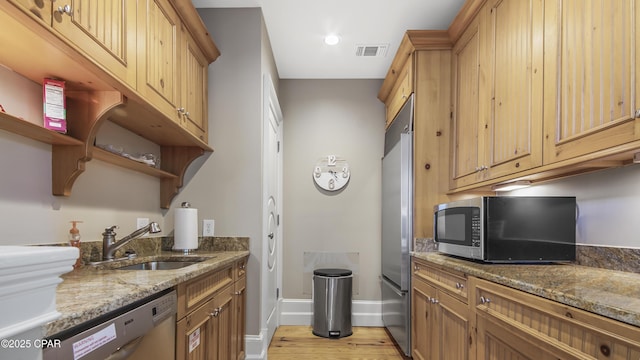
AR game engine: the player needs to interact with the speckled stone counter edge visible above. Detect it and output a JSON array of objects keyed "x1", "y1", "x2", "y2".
[{"x1": 412, "y1": 251, "x2": 640, "y2": 328}]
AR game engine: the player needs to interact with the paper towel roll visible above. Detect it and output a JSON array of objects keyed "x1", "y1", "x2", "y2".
[{"x1": 173, "y1": 206, "x2": 198, "y2": 251}]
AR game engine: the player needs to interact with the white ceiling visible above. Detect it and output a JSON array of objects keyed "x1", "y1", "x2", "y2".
[{"x1": 192, "y1": 0, "x2": 466, "y2": 79}]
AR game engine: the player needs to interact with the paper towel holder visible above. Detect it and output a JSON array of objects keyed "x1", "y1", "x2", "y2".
[{"x1": 173, "y1": 201, "x2": 199, "y2": 254}]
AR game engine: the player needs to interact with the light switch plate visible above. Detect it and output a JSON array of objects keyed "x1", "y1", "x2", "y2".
[{"x1": 203, "y1": 219, "x2": 214, "y2": 236}]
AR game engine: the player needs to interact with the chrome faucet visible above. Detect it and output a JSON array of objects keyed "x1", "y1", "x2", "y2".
[{"x1": 102, "y1": 222, "x2": 161, "y2": 260}]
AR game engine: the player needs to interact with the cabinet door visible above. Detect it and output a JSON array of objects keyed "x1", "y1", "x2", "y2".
[
  {"x1": 451, "y1": 16, "x2": 483, "y2": 188},
  {"x1": 543, "y1": 0, "x2": 640, "y2": 163},
  {"x1": 181, "y1": 25, "x2": 209, "y2": 142},
  {"x1": 7, "y1": 0, "x2": 137, "y2": 87},
  {"x1": 138, "y1": 0, "x2": 181, "y2": 122},
  {"x1": 483, "y1": 0, "x2": 543, "y2": 179},
  {"x1": 476, "y1": 314, "x2": 557, "y2": 360},
  {"x1": 412, "y1": 278, "x2": 437, "y2": 360},
  {"x1": 474, "y1": 277, "x2": 640, "y2": 359},
  {"x1": 6, "y1": 0, "x2": 52, "y2": 22},
  {"x1": 385, "y1": 57, "x2": 413, "y2": 128},
  {"x1": 210, "y1": 285, "x2": 234, "y2": 360},
  {"x1": 233, "y1": 277, "x2": 246, "y2": 360},
  {"x1": 437, "y1": 291, "x2": 471, "y2": 360},
  {"x1": 176, "y1": 300, "x2": 214, "y2": 360},
  {"x1": 52, "y1": 0, "x2": 137, "y2": 87}
]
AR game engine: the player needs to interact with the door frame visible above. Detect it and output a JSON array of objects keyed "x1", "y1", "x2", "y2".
[{"x1": 261, "y1": 73, "x2": 283, "y2": 350}]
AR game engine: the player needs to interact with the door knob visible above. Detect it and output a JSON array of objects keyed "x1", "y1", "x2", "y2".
[{"x1": 268, "y1": 232, "x2": 274, "y2": 239}]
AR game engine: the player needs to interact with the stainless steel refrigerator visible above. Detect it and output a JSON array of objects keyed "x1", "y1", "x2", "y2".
[{"x1": 381, "y1": 94, "x2": 413, "y2": 357}]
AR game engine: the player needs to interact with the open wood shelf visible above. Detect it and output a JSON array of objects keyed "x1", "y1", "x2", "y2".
[
  {"x1": 0, "y1": 111, "x2": 83, "y2": 146},
  {"x1": 92, "y1": 147, "x2": 179, "y2": 179}
]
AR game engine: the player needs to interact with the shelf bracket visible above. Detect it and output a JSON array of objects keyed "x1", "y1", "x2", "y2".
[
  {"x1": 52, "y1": 91, "x2": 126, "y2": 196},
  {"x1": 159, "y1": 146, "x2": 206, "y2": 209}
]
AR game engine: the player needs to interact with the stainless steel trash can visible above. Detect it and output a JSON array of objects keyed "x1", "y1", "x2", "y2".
[{"x1": 312, "y1": 268, "x2": 353, "y2": 338}]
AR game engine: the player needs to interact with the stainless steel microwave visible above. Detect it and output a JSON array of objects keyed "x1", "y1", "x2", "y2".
[{"x1": 434, "y1": 196, "x2": 576, "y2": 262}]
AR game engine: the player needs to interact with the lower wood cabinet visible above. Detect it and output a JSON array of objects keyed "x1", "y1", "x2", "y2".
[
  {"x1": 175, "y1": 258, "x2": 247, "y2": 360},
  {"x1": 411, "y1": 257, "x2": 640, "y2": 360},
  {"x1": 411, "y1": 258, "x2": 472, "y2": 360},
  {"x1": 472, "y1": 277, "x2": 640, "y2": 360}
]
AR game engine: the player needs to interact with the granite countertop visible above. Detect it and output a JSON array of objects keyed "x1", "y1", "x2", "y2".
[
  {"x1": 412, "y1": 252, "x2": 640, "y2": 328},
  {"x1": 45, "y1": 250, "x2": 249, "y2": 337}
]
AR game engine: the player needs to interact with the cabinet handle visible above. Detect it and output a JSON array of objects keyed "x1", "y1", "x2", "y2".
[
  {"x1": 240, "y1": 263, "x2": 246, "y2": 270},
  {"x1": 177, "y1": 107, "x2": 185, "y2": 114},
  {"x1": 210, "y1": 308, "x2": 220, "y2": 317},
  {"x1": 234, "y1": 289, "x2": 244, "y2": 296},
  {"x1": 430, "y1": 298, "x2": 439, "y2": 304},
  {"x1": 57, "y1": 4, "x2": 72, "y2": 15},
  {"x1": 455, "y1": 282, "x2": 464, "y2": 290},
  {"x1": 480, "y1": 296, "x2": 491, "y2": 304},
  {"x1": 414, "y1": 265, "x2": 420, "y2": 271}
]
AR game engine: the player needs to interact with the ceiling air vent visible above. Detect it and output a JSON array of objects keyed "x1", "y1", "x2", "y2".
[{"x1": 355, "y1": 44, "x2": 388, "y2": 57}]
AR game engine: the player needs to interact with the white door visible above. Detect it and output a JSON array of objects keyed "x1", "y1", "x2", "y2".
[{"x1": 262, "y1": 75, "x2": 282, "y2": 347}]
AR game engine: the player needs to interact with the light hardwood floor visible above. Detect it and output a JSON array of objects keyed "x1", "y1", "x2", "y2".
[{"x1": 267, "y1": 326, "x2": 408, "y2": 360}]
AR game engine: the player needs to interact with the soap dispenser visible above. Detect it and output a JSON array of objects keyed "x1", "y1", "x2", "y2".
[{"x1": 69, "y1": 221, "x2": 83, "y2": 269}]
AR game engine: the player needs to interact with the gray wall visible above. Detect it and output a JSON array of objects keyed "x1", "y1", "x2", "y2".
[
  {"x1": 511, "y1": 165, "x2": 640, "y2": 248},
  {"x1": 183, "y1": 8, "x2": 279, "y2": 337},
  {"x1": 279, "y1": 79, "x2": 385, "y2": 300}
]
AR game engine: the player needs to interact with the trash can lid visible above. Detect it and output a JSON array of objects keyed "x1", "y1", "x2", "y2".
[{"x1": 313, "y1": 268, "x2": 352, "y2": 277}]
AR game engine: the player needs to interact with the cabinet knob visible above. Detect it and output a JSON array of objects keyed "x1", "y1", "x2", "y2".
[
  {"x1": 455, "y1": 282, "x2": 464, "y2": 290},
  {"x1": 430, "y1": 298, "x2": 439, "y2": 304},
  {"x1": 210, "y1": 308, "x2": 220, "y2": 317},
  {"x1": 234, "y1": 290, "x2": 244, "y2": 296},
  {"x1": 177, "y1": 107, "x2": 185, "y2": 114},
  {"x1": 57, "y1": 4, "x2": 72, "y2": 15},
  {"x1": 480, "y1": 296, "x2": 491, "y2": 304},
  {"x1": 414, "y1": 265, "x2": 420, "y2": 271}
]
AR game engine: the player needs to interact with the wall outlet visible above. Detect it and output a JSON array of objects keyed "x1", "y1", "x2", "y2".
[
  {"x1": 136, "y1": 218, "x2": 149, "y2": 230},
  {"x1": 203, "y1": 219, "x2": 215, "y2": 237}
]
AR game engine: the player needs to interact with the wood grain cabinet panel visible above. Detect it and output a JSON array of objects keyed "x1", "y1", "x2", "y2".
[
  {"x1": 379, "y1": 32, "x2": 452, "y2": 238},
  {"x1": 181, "y1": 24, "x2": 209, "y2": 142},
  {"x1": 451, "y1": 0, "x2": 543, "y2": 189},
  {"x1": 411, "y1": 258, "x2": 472, "y2": 360},
  {"x1": 483, "y1": 0, "x2": 543, "y2": 179},
  {"x1": 472, "y1": 277, "x2": 640, "y2": 360},
  {"x1": 451, "y1": 15, "x2": 482, "y2": 188},
  {"x1": 137, "y1": 0, "x2": 181, "y2": 123},
  {"x1": 543, "y1": 0, "x2": 640, "y2": 163},
  {"x1": 7, "y1": 0, "x2": 137, "y2": 87}
]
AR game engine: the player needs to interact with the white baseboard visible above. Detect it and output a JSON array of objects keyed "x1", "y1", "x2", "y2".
[
  {"x1": 279, "y1": 298, "x2": 383, "y2": 327},
  {"x1": 245, "y1": 328, "x2": 267, "y2": 360}
]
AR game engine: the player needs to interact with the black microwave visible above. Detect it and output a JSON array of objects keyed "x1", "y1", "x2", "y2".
[{"x1": 434, "y1": 196, "x2": 576, "y2": 262}]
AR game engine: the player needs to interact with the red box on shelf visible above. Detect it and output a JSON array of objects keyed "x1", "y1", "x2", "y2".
[{"x1": 43, "y1": 78, "x2": 67, "y2": 133}]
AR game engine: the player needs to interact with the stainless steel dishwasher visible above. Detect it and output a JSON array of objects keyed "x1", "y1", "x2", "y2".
[{"x1": 43, "y1": 289, "x2": 176, "y2": 360}]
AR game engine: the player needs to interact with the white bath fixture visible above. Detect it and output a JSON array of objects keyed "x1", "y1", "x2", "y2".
[{"x1": 0, "y1": 246, "x2": 78, "y2": 339}]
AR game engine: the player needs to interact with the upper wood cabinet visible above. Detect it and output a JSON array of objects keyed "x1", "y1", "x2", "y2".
[
  {"x1": 543, "y1": 0, "x2": 640, "y2": 163},
  {"x1": 7, "y1": 0, "x2": 137, "y2": 87},
  {"x1": 181, "y1": 24, "x2": 209, "y2": 142},
  {"x1": 451, "y1": 0, "x2": 544, "y2": 189},
  {"x1": 0, "y1": 0, "x2": 219, "y2": 208},
  {"x1": 379, "y1": 31, "x2": 452, "y2": 238},
  {"x1": 137, "y1": 0, "x2": 182, "y2": 123},
  {"x1": 137, "y1": 0, "x2": 209, "y2": 143},
  {"x1": 451, "y1": 16, "x2": 482, "y2": 188}
]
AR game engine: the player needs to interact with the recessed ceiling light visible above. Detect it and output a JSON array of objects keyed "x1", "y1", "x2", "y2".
[{"x1": 324, "y1": 34, "x2": 340, "y2": 46}]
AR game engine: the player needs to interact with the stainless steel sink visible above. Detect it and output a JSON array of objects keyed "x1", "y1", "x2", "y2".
[
  {"x1": 115, "y1": 257, "x2": 210, "y2": 270},
  {"x1": 116, "y1": 261, "x2": 199, "y2": 270}
]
